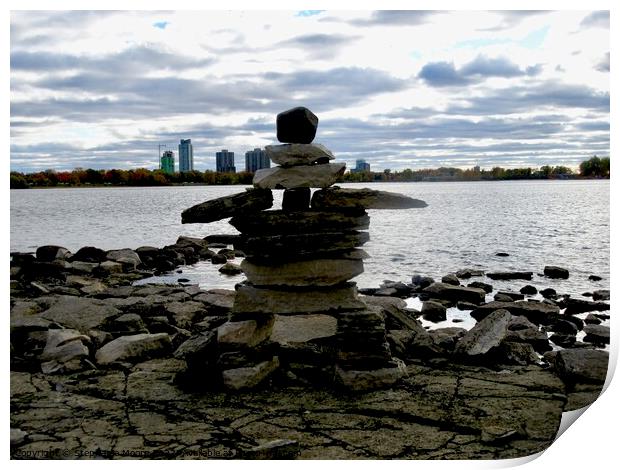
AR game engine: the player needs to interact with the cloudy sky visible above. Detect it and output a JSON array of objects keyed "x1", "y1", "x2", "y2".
[{"x1": 10, "y1": 9, "x2": 609, "y2": 172}]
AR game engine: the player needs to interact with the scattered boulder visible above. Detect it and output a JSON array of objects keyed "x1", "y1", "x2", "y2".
[
  {"x1": 428, "y1": 327, "x2": 467, "y2": 351},
  {"x1": 551, "y1": 319, "x2": 578, "y2": 335},
  {"x1": 35, "y1": 245, "x2": 70, "y2": 262},
  {"x1": 106, "y1": 249, "x2": 142, "y2": 270},
  {"x1": 211, "y1": 253, "x2": 227, "y2": 264},
  {"x1": 455, "y1": 269, "x2": 484, "y2": 279},
  {"x1": 494, "y1": 291, "x2": 524, "y2": 302},
  {"x1": 583, "y1": 325, "x2": 610, "y2": 345},
  {"x1": 471, "y1": 301, "x2": 559, "y2": 325},
  {"x1": 422, "y1": 283, "x2": 485, "y2": 305},
  {"x1": 467, "y1": 281, "x2": 493, "y2": 293},
  {"x1": 95, "y1": 333, "x2": 172, "y2": 365},
  {"x1": 588, "y1": 275, "x2": 603, "y2": 281},
  {"x1": 496, "y1": 342, "x2": 540, "y2": 365},
  {"x1": 441, "y1": 274, "x2": 460, "y2": 286},
  {"x1": 504, "y1": 328, "x2": 551, "y2": 353},
  {"x1": 219, "y1": 262, "x2": 243, "y2": 276},
  {"x1": 411, "y1": 275, "x2": 434, "y2": 290},
  {"x1": 455, "y1": 309, "x2": 512, "y2": 357},
  {"x1": 520, "y1": 285, "x2": 538, "y2": 295},
  {"x1": 539, "y1": 288, "x2": 557, "y2": 299},
  {"x1": 495, "y1": 252, "x2": 510, "y2": 257},
  {"x1": 421, "y1": 301, "x2": 447, "y2": 322},
  {"x1": 544, "y1": 266, "x2": 569, "y2": 279},
  {"x1": 564, "y1": 298, "x2": 610, "y2": 315},
  {"x1": 584, "y1": 314, "x2": 602, "y2": 325},
  {"x1": 592, "y1": 290, "x2": 610, "y2": 301},
  {"x1": 553, "y1": 349, "x2": 609, "y2": 384},
  {"x1": 71, "y1": 246, "x2": 107, "y2": 263}
]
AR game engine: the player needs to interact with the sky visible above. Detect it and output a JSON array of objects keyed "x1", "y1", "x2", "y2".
[{"x1": 9, "y1": 9, "x2": 610, "y2": 173}]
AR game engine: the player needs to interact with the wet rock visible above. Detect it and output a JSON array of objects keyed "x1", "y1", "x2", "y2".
[
  {"x1": 455, "y1": 269, "x2": 484, "y2": 279},
  {"x1": 266, "y1": 143, "x2": 334, "y2": 167},
  {"x1": 583, "y1": 324, "x2": 610, "y2": 345},
  {"x1": 592, "y1": 289, "x2": 610, "y2": 301},
  {"x1": 276, "y1": 106, "x2": 318, "y2": 144},
  {"x1": 222, "y1": 356, "x2": 280, "y2": 390},
  {"x1": 552, "y1": 319, "x2": 578, "y2": 335},
  {"x1": 563, "y1": 298, "x2": 610, "y2": 315},
  {"x1": 181, "y1": 189, "x2": 273, "y2": 224},
  {"x1": 467, "y1": 281, "x2": 493, "y2": 293},
  {"x1": 95, "y1": 333, "x2": 172, "y2": 365},
  {"x1": 471, "y1": 301, "x2": 560, "y2": 325},
  {"x1": 487, "y1": 271, "x2": 533, "y2": 280},
  {"x1": 231, "y1": 208, "x2": 369, "y2": 235},
  {"x1": 40, "y1": 296, "x2": 121, "y2": 333},
  {"x1": 455, "y1": 309, "x2": 512, "y2": 357},
  {"x1": 422, "y1": 282, "x2": 486, "y2": 305},
  {"x1": 311, "y1": 187, "x2": 427, "y2": 210},
  {"x1": 36, "y1": 245, "x2": 70, "y2": 262},
  {"x1": 71, "y1": 246, "x2": 107, "y2": 263},
  {"x1": 544, "y1": 266, "x2": 569, "y2": 279},
  {"x1": 253, "y1": 163, "x2": 346, "y2": 190},
  {"x1": 232, "y1": 283, "x2": 365, "y2": 315},
  {"x1": 494, "y1": 291, "x2": 525, "y2": 302},
  {"x1": 520, "y1": 285, "x2": 538, "y2": 295},
  {"x1": 217, "y1": 317, "x2": 275, "y2": 349},
  {"x1": 211, "y1": 253, "x2": 227, "y2": 264},
  {"x1": 554, "y1": 349, "x2": 609, "y2": 384},
  {"x1": 539, "y1": 288, "x2": 557, "y2": 299},
  {"x1": 584, "y1": 314, "x2": 602, "y2": 325},
  {"x1": 421, "y1": 301, "x2": 447, "y2": 322},
  {"x1": 218, "y1": 262, "x2": 243, "y2": 276},
  {"x1": 441, "y1": 274, "x2": 460, "y2": 286}
]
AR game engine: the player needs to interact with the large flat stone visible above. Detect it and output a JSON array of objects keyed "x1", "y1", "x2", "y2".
[
  {"x1": 40, "y1": 296, "x2": 121, "y2": 333},
  {"x1": 233, "y1": 283, "x2": 366, "y2": 315},
  {"x1": 554, "y1": 349, "x2": 609, "y2": 384},
  {"x1": 237, "y1": 233, "x2": 369, "y2": 260},
  {"x1": 253, "y1": 163, "x2": 346, "y2": 189},
  {"x1": 230, "y1": 209, "x2": 369, "y2": 235},
  {"x1": 241, "y1": 258, "x2": 364, "y2": 287},
  {"x1": 471, "y1": 301, "x2": 560, "y2": 325},
  {"x1": 422, "y1": 283, "x2": 486, "y2": 304},
  {"x1": 181, "y1": 188, "x2": 273, "y2": 224},
  {"x1": 312, "y1": 187, "x2": 428, "y2": 210},
  {"x1": 265, "y1": 143, "x2": 334, "y2": 167}
]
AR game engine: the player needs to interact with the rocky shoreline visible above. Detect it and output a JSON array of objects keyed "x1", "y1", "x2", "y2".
[
  {"x1": 10, "y1": 106, "x2": 610, "y2": 460},
  {"x1": 10, "y1": 237, "x2": 610, "y2": 459}
]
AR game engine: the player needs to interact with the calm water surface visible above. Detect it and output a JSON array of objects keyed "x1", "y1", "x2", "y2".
[{"x1": 10, "y1": 181, "x2": 610, "y2": 296}]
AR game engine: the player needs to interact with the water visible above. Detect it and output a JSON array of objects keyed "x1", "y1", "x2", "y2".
[{"x1": 10, "y1": 181, "x2": 610, "y2": 296}]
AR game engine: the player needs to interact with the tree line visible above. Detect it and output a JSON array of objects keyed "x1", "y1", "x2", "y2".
[{"x1": 10, "y1": 156, "x2": 609, "y2": 189}]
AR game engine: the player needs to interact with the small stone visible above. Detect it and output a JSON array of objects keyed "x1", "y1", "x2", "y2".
[
  {"x1": 495, "y1": 252, "x2": 510, "y2": 256},
  {"x1": 441, "y1": 274, "x2": 460, "y2": 286},
  {"x1": 520, "y1": 285, "x2": 538, "y2": 295},
  {"x1": 222, "y1": 356, "x2": 280, "y2": 390},
  {"x1": 253, "y1": 163, "x2": 346, "y2": 190},
  {"x1": 276, "y1": 106, "x2": 318, "y2": 144},
  {"x1": 218, "y1": 262, "x2": 243, "y2": 276},
  {"x1": 421, "y1": 301, "x2": 447, "y2": 322},
  {"x1": 584, "y1": 314, "x2": 602, "y2": 325}
]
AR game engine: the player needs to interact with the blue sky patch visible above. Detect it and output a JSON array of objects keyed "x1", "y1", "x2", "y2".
[{"x1": 153, "y1": 21, "x2": 170, "y2": 30}]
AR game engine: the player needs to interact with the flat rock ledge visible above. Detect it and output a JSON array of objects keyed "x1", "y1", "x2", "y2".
[{"x1": 11, "y1": 360, "x2": 568, "y2": 460}]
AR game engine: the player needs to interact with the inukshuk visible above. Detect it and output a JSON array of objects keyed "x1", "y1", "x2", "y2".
[{"x1": 181, "y1": 106, "x2": 427, "y2": 391}]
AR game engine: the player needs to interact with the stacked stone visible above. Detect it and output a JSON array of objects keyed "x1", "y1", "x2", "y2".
[{"x1": 181, "y1": 106, "x2": 427, "y2": 391}]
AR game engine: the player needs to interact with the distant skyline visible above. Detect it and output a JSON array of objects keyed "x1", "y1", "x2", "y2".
[{"x1": 10, "y1": 10, "x2": 609, "y2": 172}]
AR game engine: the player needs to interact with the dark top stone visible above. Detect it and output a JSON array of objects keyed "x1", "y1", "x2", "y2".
[
  {"x1": 71, "y1": 246, "x2": 107, "y2": 263},
  {"x1": 181, "y1": 188, "x2": 273, "y2": 224},
  {"x1": 276, "y1": 107, "x2": 319, "y2": 144}
]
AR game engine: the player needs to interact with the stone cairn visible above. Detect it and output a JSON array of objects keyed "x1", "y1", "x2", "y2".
[{"x1": 181, "y1": 106, "x2": 427, "y2": 391}]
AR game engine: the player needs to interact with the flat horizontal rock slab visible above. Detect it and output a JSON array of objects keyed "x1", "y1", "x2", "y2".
[
  {"x1": 241, "y1": 258, "x2": 364, "y2": 287},
  {"x1": 266, "y1": 143, "x2": 334, "y2": 167},
  {"x1": 270, "y1": 314, "x2": 338, "y2": 344},
  {"x1": 422, "y1": 283, "x2": 486, "y2": 305},
  {"x1": 236, "y1": 232, "x2": 369, "y2": 260},
  {"x1": 181, "y1": 189, "x2": 273, "y2": 224},
  {"x1": 230, "y1": 209, "x2": 369, "y2": 235},
  {"x1": 312, "y1": 187, "x2": 428, "y2": 210},
  {"x1": 487, "y1": 272, "x2": 533, "y2": 280},
  {"x1": 233, "y1": 284, "x2": 366, "y2": 315},
  {"x1": 253, "y1": 163, "x2": 346, "y2": 189},
  {"x1": 471, "y1": 301, "x2": 560, "y2": 325}
]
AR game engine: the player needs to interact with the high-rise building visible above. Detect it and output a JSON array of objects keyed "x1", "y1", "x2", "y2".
[
  {"x1": 216, "y1": 149, "x2": 236, "y2": 173},
  {"x1": 354, "y1": 159, "x2": 371, "y2": 172},
  {"x1": 245, "y1": 148, "x2": 270, "y2": 173},
  {"x1": 160, "y1": 150, "x2": 175, "y2": 174},
  {"x1": 178, "y1": 139, "x2": 194, "y2": 172}
]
